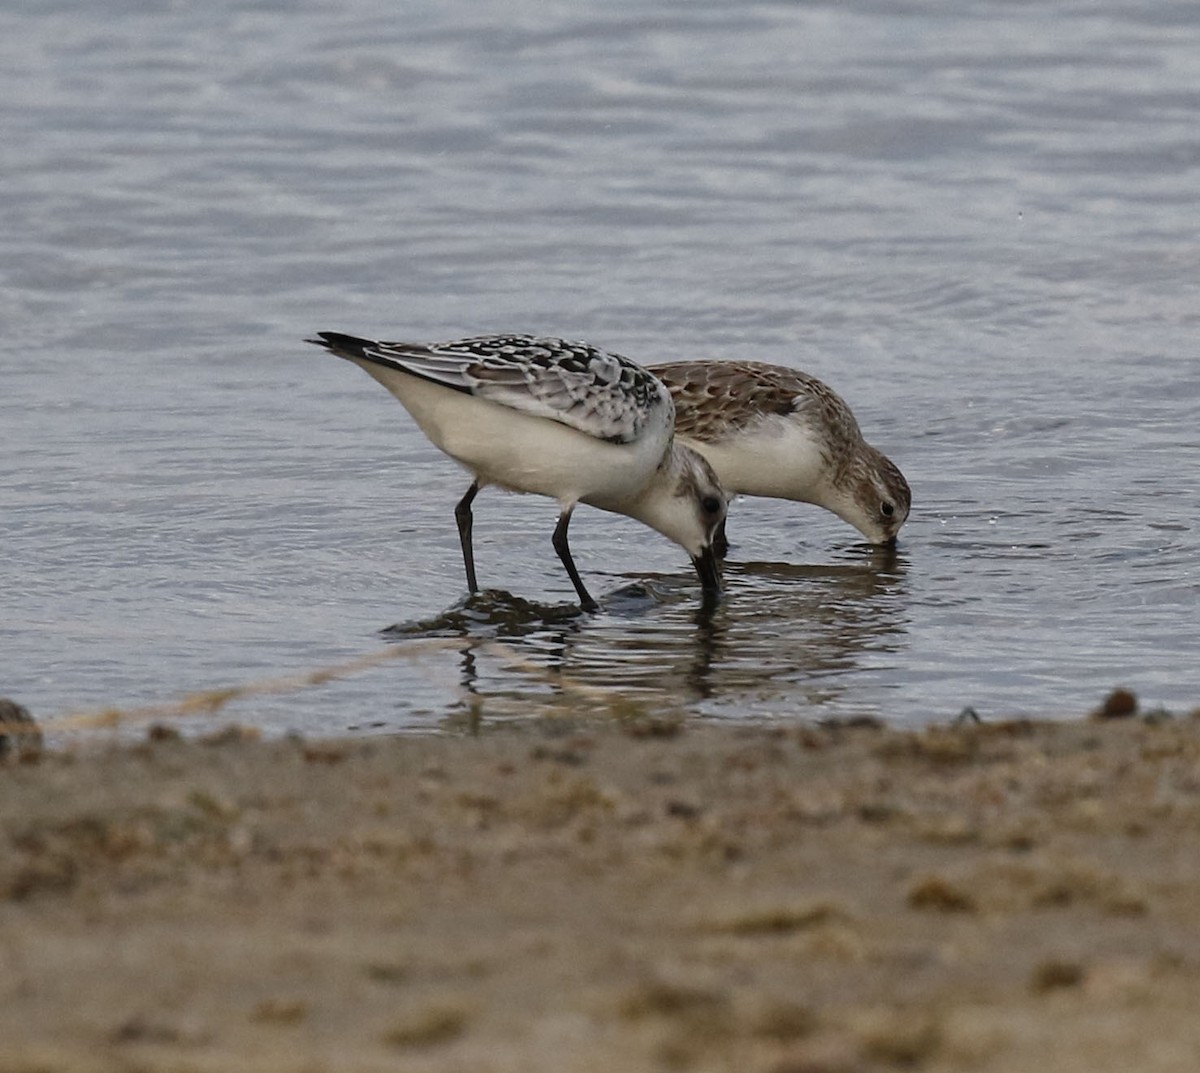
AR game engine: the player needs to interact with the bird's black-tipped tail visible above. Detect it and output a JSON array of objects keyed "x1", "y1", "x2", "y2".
[{"x1": 306, "y1": 331, "x2": 377, "y2": 361}]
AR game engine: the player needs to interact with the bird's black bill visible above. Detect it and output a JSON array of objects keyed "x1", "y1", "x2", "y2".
[
  {"x1": 712, "y1": 517, "x2": 729, "y2": 561},
  {"x1": 691, "y1": 544, "x2": 723, "y2": 601}
]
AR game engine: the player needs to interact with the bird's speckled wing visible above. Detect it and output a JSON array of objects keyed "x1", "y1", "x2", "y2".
[
  {"x1": 314, "y1": 333, "x2": 669, "y2": 444},
  {"x1": 650, "y1": 359, "x2": 860, "y2": 445}
]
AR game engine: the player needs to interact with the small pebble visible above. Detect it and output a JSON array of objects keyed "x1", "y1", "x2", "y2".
[{"x1": 1093, "y1": 688, "x2": 1137, "y2": 720}]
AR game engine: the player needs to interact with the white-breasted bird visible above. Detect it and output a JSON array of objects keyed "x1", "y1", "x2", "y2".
[
  {"x1": 310, "y1": 332, "x2": 727, "y2": 610},
  {"x1": 649, "y1": 359, "x2": 910, "y2": 553}
]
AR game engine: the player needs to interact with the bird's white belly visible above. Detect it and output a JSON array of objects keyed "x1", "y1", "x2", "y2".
[{"x1": 359, "y1": 361, "x2": 668, "y2": 507}]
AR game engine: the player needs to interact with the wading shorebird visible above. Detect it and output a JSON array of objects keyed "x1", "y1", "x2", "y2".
[
  {"x1": 309, "y1": 333, "x2": 727, "y2": 611},
  {"x1": 649, "y1": 359, "x2": 910, "y2": 553}
]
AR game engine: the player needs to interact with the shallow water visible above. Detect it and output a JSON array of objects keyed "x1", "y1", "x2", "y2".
[{"x1": 2, "y1": 0, "x2": 1197, "y2": 737}]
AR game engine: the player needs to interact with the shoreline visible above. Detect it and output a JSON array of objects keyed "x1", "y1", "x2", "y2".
[{"x1": 3, "y1": 704, "x2": 1200, "y2": 1071}]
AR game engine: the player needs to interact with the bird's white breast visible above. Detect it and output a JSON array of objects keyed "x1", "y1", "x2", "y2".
[{"x1": 679, "y1": 413, "x2": 828, "y2": 503}]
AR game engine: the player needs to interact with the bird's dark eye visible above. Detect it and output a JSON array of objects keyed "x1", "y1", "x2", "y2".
[
  {"x1": 701, "y1": 495, "x2": 722, "y2": 516},
  {"x1": 881, "y1": 501, "x2": 895, "y2": 518}
]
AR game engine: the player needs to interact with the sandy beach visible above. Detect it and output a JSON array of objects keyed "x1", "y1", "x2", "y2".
[{"x1": 3, "y1": 698, "x2": 1200, "y2": 1072}]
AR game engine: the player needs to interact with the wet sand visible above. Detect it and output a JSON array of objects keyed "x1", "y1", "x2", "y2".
[{"x1": 3, "y1": 701, "x2": 1200, "y2": 1072}]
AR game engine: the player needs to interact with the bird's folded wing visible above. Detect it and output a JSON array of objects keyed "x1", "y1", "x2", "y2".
[{"x1": 372, "y1": 341, "x2": 664, "y2": 445}]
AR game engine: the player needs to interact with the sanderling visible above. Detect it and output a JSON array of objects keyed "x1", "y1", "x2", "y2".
[
  {"x1": 649, "y1": 360, "x2": 910, "y2": 549},
  {"x1": 309, "y1": 333, "x2": 726, "y2": 611}
]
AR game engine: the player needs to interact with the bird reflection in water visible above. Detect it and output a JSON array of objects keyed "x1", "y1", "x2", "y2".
[{"x1": 381, "y1": 544, "x2": 908, "y2": 731}]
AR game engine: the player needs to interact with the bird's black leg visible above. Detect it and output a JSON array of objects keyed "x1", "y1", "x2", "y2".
[
  {"x1": 552, "y1": 507, "x2": 598, "y2": 612},
  {"x1": 454, "y1": 480, "x2": 481, "y2": 593}
]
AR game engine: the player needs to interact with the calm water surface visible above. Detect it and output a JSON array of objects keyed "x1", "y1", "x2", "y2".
[{"x1": 2, "y1": 0, "x2": 1197, "y2": 737}]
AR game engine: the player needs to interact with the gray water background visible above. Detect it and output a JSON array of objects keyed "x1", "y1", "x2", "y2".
[{"x1": 2, "y1": 0, "x2": 1197, "y2": 738}]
